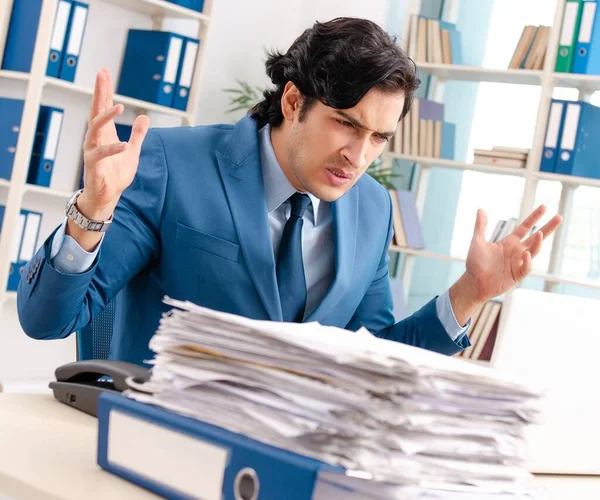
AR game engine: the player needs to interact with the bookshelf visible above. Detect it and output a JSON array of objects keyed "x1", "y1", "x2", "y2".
[
  {"x1": 416, "y1": 62, "x2": 544, "y2": 86},
  {"x1": 92, "y1": 0, "x2": 211, "y2": 21},
  {"x1": 392, "y1": 0, "x2": 600, "y2": 299},
  {"x1": 389, "y1": 245, "x2": 600, "y2": 292},
  {"x1": 0, "y1": 0, "x2": 213, "y2": 317}
]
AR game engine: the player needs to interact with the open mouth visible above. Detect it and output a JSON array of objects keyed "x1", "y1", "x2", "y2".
[{"x1": 326, "y1": 168, "x2": 351, "y2": 180}]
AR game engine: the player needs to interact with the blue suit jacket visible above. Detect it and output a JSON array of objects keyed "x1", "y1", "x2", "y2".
[{"x1": 17, "y1": 116, "x2": 469, "y2": 365}]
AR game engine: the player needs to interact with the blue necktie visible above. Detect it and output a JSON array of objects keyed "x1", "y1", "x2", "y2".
[{"x1": 277, "y1": 193, "x2": 311, "y2": 322}]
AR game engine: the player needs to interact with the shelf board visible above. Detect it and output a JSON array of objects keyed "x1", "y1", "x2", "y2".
[
  {"x1": 24, "y1": 184, "x2": 72, "y2": 200},
  {"x1": 92, "y1": 0, "x2": 209, "y2": 22},
  {"x1": 389, "y1": 246, "x2": 466, "y2": 263},
  {"x1": 389, "y1": 246, "x2": 600, "y2": 291},
  {"x1": 0, "y1": 69, "x2": 30, "y2": 82},
  {"x1": 44, "y1": 77, "x2": 190, "y2": 119},
  {"x1": 392, "y1": 154, "x2": 528, "y2": 177},
  {"x1": 0, "y1": 179, "x2": 10, "y2": 189},
  {"x1": 553, "y1": 73, "x2": 600, "y2": 93},
  {"x1": 528, "y1": 271, "x2": 600, "y2": 291},
  {"x1": 416, "y1": 63, "x2": 543, "y2": 86},
  {"x1": 535, "y1": 171, "x2": 600, "y2": 188},
  {"x1": 0, "y1": 72, "x2": 191, "y2": 119}
]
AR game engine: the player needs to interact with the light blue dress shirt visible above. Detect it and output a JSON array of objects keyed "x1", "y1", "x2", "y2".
[{"x1": 50, "y1": 125, "x2": 468, "y2": 339}]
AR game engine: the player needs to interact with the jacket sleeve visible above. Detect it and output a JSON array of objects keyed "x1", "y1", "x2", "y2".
[
  {"x1": 345, "y1": 193, "x2": 470, "y2": 356},
  {"x1": 17, "y1": 129, "x2": 168, "y2": 340}
]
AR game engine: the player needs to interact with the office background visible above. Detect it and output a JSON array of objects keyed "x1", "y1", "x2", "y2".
[{"x1": 1, "y1": 0, "x2": 599, "y2": 430}]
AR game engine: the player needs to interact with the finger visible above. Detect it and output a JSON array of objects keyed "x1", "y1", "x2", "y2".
[
  {"x1": 84, "y1": 142, "x2": 127, "y2": 166},
  {"x1": 519, "y1": 250, "x2": 532, "y2": 280},
  {"x1": 525, "y1": 230, "x2": 543, "y2": 258},
  {"x1": 89, "y1": 69, "x2": 108, "y2": 122},
  {"x1": 105, "y1": 68, "x2": 114, "y2": 110},
  {"x1": 473, "y1": 209, "x2": 488, "y2": 241},
  {"x1": 522, "y1": 214, "x2": 563, "y2": 249},
  {"x1": 84, "y1": 104, "x2": 124, "y2": 148},
  {"x1": 536, "y1": 214, "x2": 563, "y2": 241},
  {"x1": 128, "y1": 114, "x2": 150, "y2": 149},
  {"x1": 513, "y1": 205, "x2": 546, "y2": 239}
]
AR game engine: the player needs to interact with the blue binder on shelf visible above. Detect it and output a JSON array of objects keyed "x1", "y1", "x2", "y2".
[
  {"x1": 573, "y1": 0, "x2": 600, "y2": 74},
  {"x1": 59, "y1": 1, "x2": 89, "y2": 82},
  {"x1": 0, "y1": 98, "x2": 25, "y2": 181},
  {"x1": 7, "y1": 209, "x2": 42, "y2": 291},
  {"x1": 97, "y1": 392, "x2": 346, "y2": 500},
  {"x1": 117, "y1": 30, "x2": 185, "y2": 108},
  {"x1": 555, "y1": 100, "x2": 600, "y2": 178},
  {"x1": 27, "y1": 106, "x2": 64, "y2": 187},
  {"x1": 165, "y1": 0, "x2": 205, "y2": 12},
  {"x1": 173, "y1": 36, "x2": 200, "y2": 111},
  {"x1": 1, "y1": 0, "x2": 44, "y2": 73},
  {"x1": 46, "y1": 0, "x2": 73, "y2": 78},
  {"x1": 540, "y1": 99, "x2": 568, "y2": 173}
]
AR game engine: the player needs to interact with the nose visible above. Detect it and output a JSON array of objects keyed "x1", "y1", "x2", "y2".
[{"x1": 341, "y1": 136, "x2": 370, "y2": 170}]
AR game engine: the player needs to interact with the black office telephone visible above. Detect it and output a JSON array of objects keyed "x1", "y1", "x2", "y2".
[{"x1": 49, "y1": 360, "x2": 150, "y2": 417}]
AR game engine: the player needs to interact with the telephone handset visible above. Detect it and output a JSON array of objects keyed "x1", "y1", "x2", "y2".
[{"x1": 49, "y1": 360, "x2": 150, "y2": 417}]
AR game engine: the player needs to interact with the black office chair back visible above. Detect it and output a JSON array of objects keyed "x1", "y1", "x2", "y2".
[{"x1": 76, "y1": 299, "x2": 116, "y2": 360}]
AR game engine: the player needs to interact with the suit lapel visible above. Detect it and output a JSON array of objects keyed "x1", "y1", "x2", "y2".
[
  {"x1": 216, "y1": 118, "x2": 282, "y2": 321},
  {"x1": 305, "y1": 186, "x2": 358, "y2": 323}
]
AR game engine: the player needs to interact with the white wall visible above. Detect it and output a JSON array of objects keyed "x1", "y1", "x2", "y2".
[
  {"x1": 195, "y1": 0, "x2": 394, "y2": 125},
  {"x1": 0, "y1": 0, "x2": 395, "y2": 389}
]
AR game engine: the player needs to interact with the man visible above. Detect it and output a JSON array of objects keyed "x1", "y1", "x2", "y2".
[{"x1": 18, "y1": 18, "x2": 561, "y2": 366}]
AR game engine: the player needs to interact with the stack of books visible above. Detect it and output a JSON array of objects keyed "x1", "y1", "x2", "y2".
[
  {"x1": 473, "y1": 147, "x2": 529, "y2": 169},
  {"x1": 391, "y1": 98, "x2": 456, "y2": 160},
  {"x1": 102, "y1": 298, "x2": 544, "y2": 499},
  {"x1": 388, "y1": 189, "x2": 424, "y2": 250},
  {"x1": 458, "y1": 300, "x2": 502, "y2": 362},
  {"x1": 508, "y1": 25, "x2": 551, "y2": 70},
  {"x1": 404, "y1": 14, "x2": 462, "y2": 65},
  {"x1": 489, "y1": 218, "x2": 519, "y2": 243}
]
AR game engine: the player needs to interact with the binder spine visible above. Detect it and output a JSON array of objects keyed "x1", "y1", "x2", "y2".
[
  {"x1": 157, "y1": 34, "x2": 184, "y2": 107},
  {"x1": 59, "y1": 1, "x2": 89, "y2": 82},
  {"x1": 1, "y1": 0, "x2": 43, "y2": 72},
  {"x1": 173, "y1": 38, "x2": 200, "y2": 111},
  {"x1": 97, "y1": 393, "x2": 342, "y2": 500},
  {"x1": 540, "y1": 100, "x2": 566, "y2": 173},
  {"x1": 46, "y1": 0, "x2": 72, "y2": 78},
  {"x1": 555, "y1": 101, "x2": 582, "y2": 175},
  {"x1": 0, "y1": 98, "x2": 25, "y2": 180},
  {"x1": 555, "y1": 0, "x2": 584, "y2": 73}
]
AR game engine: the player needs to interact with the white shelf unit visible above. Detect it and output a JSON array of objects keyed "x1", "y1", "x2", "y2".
[
  {"x1": 0, "y1": 0, "x2": 213, "y2": 309},
  {"x1": 392, "y1": 0, "x2": 600, "y2": 299}
]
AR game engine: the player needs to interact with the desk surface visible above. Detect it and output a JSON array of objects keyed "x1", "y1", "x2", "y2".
[
  {"x1": 0, "y1": 393, "x2": 159, "y2": 500},
  {"x1": 1, "y1": 393, "x2": 600, "y2": 500}
]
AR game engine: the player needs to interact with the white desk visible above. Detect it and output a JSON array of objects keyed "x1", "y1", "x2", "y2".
[
  {"x1": 0, "y1": 393, "x2": 159, "y2": 500},
  {"x1": 1, "y1": 394, "x2": 599, "y2": 500}
]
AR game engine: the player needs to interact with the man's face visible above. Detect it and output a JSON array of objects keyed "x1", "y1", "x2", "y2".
[{"x1": 283, "y1": 88, "x2": 405, "y2": 202}]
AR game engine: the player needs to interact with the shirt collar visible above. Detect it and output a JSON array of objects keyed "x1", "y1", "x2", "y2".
[{"x1": 259, "y1": 124, "x2": 321, "y2": 225}]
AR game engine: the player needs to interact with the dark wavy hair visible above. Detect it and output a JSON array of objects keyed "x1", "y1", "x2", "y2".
[{"x1": 250, "y1": 17, "x2": 420, "y2": 129}]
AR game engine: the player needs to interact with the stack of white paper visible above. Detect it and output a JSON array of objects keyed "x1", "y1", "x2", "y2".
[{"x1": 127, "y1": 298, "x2": 543, "y2": 499}]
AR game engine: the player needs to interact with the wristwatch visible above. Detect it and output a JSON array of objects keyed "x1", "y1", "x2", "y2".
[{"x1": 65, "y1": 189, "x2": 113, "y2": 232}]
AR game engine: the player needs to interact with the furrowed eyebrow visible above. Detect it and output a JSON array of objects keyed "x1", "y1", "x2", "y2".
[{"x1": 335, "y1": 111, "x2": 395, "y2": 138}]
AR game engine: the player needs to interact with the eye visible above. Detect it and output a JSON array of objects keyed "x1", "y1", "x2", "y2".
[
  {"x1": 336, "y1": 119, "x2": 354, "y2": 128},
  {"x1": 374, "y1": 134, "x2": 389, "y2": 144}
]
